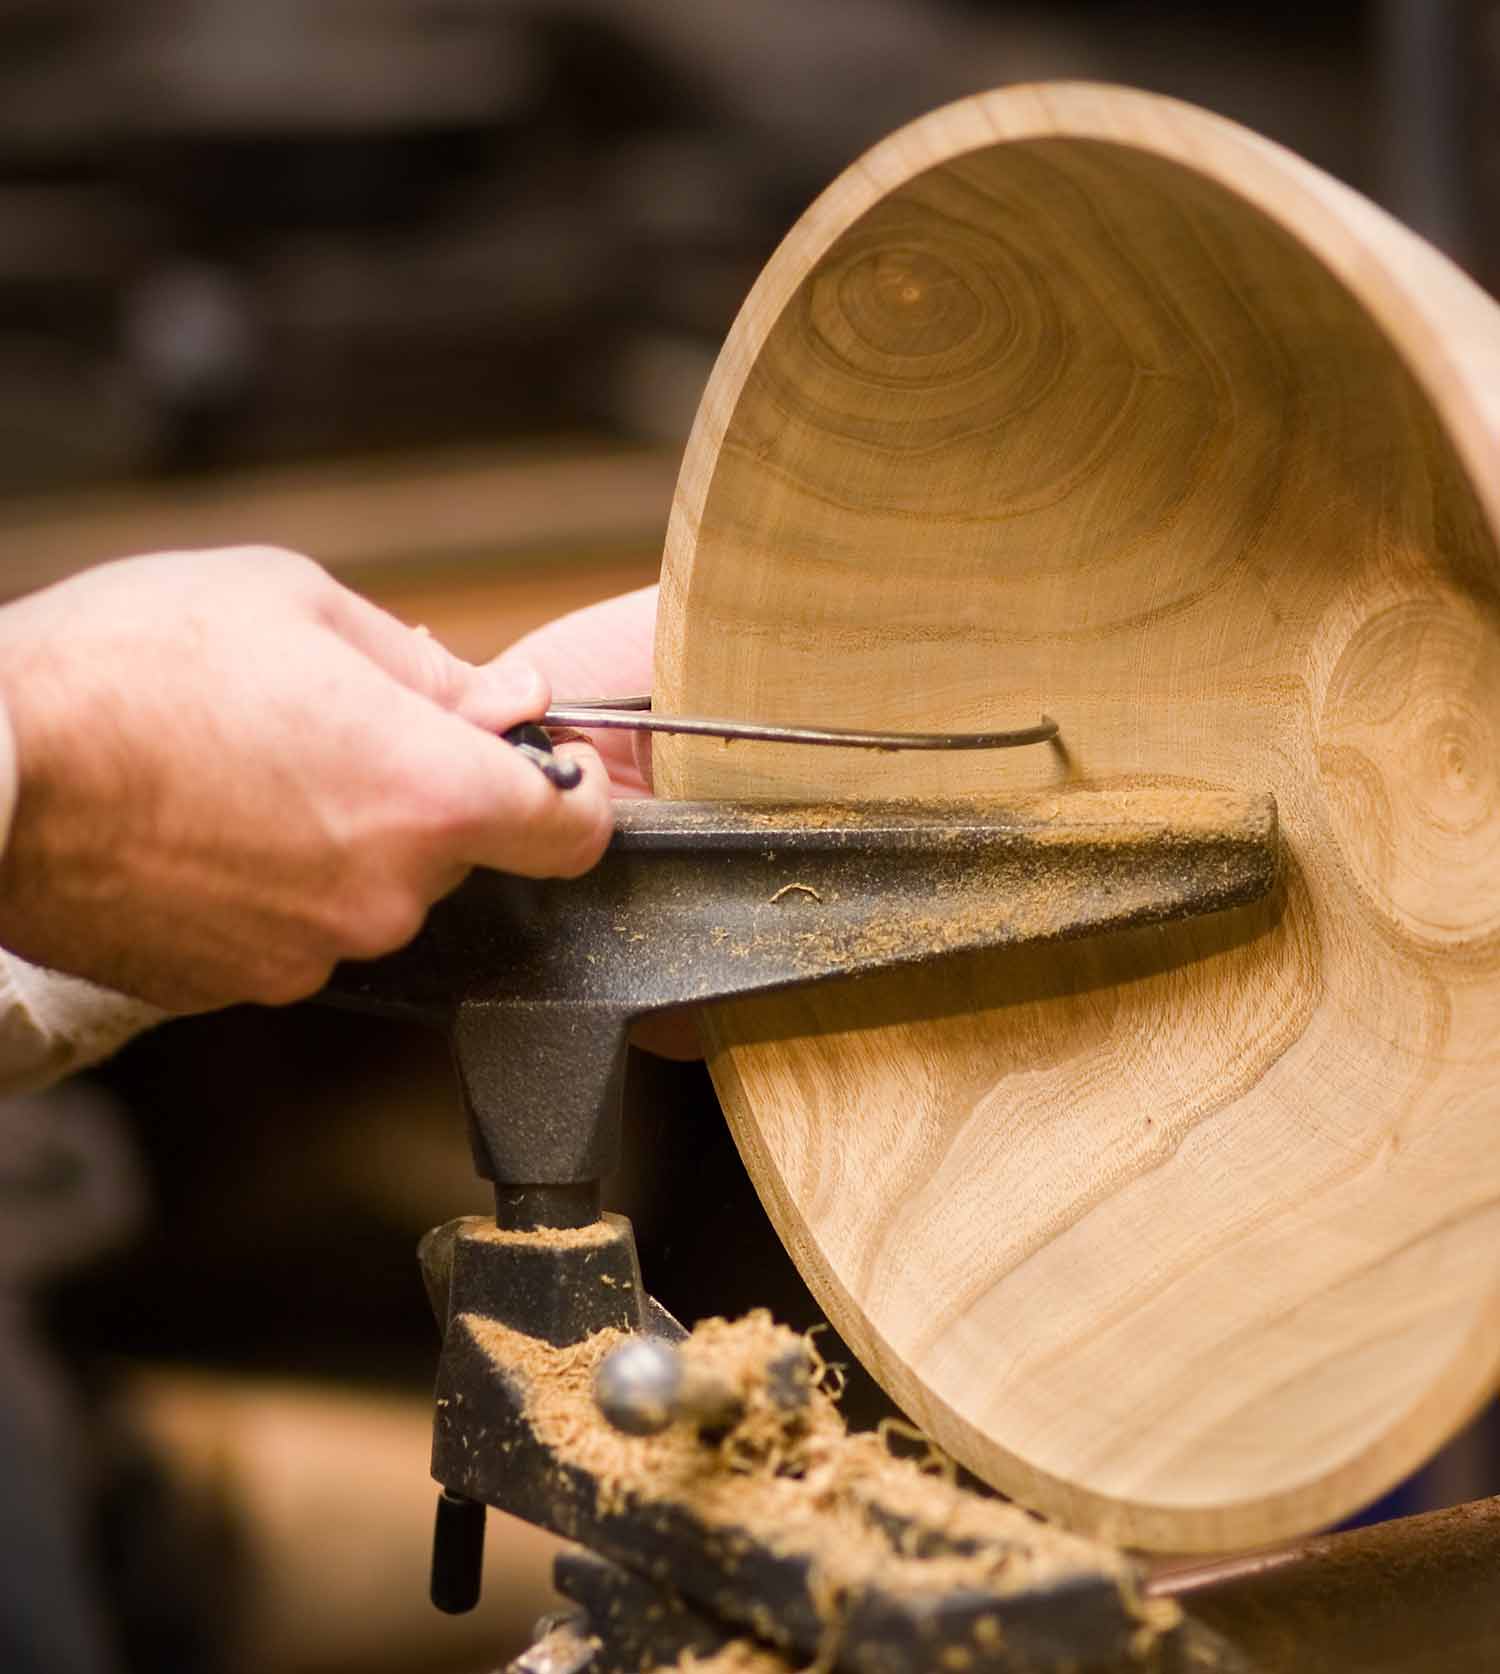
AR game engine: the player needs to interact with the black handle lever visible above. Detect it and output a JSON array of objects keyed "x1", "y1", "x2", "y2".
[{"x1": 431, "y1": 1488, "x2": 487, "y2": 1614}]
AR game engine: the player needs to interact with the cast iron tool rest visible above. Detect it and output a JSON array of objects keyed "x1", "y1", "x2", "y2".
[{"x1": 325, "y1": 791, "x2": 1278, "y2": 1674}]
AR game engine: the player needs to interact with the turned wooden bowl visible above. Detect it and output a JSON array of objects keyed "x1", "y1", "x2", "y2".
[{"x1": 652, "y1": 83, "x2": 1500, "y2": 1552}]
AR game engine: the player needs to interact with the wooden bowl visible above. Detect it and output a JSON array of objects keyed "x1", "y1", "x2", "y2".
[{"x1": 653, "y1": 83, "x2": 1500, "y2": 1552}]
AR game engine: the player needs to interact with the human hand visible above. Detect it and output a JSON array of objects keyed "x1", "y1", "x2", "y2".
[
  {"x1": 0, "y1": 548, "x2": 612, "y2": 1012},
  {"x1": 500, "y1": 584, "x2": 701, "y2": 1060},
  {"x1": 497, "y1": 585, "x2": 658, "y2": 796}
]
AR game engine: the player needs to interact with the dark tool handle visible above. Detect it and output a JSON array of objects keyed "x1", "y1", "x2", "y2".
[
  {"x1": 503, "y1": 722, "x2": 583, "y2": 791},
  {"x1": 431, "y1": 1489, "x2": 487, "y2": 1614}
]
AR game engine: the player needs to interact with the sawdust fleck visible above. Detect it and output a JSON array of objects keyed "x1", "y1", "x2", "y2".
[{"x1": 972, "y1": 1615, "x2": 1003, "y2": 1651}]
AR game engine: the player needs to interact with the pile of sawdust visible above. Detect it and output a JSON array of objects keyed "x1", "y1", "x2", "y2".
[
  {"x1": 470, "y1": 1310, "x2": 839, "y2": 1512},
  {"x1": 466, "y1": 1308, "x2": 1178, "y2": 1665},
  {"x1": 676, "y1": 1640, "x2": 797, "y2": 1674}
]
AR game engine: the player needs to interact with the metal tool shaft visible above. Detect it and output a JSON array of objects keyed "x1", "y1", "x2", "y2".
[{"x1": 544, "y1": 694, "x2": 1058, "y2": 751}]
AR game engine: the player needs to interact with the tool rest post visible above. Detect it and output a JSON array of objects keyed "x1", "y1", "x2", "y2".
[
  {"x1": 419, "y1": 1206, "x2": 654, "y2": 1616},
  {"x1": 493, "y1": 1180, "x2": 603, "y2": 1231},
  {"x1": 448, "y1": 1000, "x2": 624, "y2": 1228}
]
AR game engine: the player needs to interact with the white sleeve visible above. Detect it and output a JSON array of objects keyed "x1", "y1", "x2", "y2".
[{"x1": 0, "y1": 699, "x2": 168, "y2": 1095}]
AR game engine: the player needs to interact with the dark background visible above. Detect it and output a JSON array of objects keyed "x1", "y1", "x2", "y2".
[
  {"x1": 1, "y1": 5, "x2": 1495, "y2": 1673},
  {"x1": 0, "y1": 1, "x2": 1481, "y2": 495}
]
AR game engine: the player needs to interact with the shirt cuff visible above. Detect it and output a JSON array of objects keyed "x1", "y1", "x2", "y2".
[{"x1": 0, "y1": 953, "x2": 168, "y2": 1095}]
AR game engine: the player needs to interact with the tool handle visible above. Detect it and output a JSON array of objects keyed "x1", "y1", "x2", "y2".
[{"x1": 503, "y1": 722, "x2": 583, "y2": 791}]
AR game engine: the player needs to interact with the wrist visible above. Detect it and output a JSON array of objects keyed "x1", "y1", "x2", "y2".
[
  {"x1": 0, "y1": 689, "x2": 17, "y2": 862},
  {"x1": 0, "y1": 599, "x2": 49, "y2": 862}
]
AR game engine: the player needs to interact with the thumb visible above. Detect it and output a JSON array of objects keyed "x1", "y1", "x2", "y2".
[{"x1": 322, "y1": 586, "x2": 550, "y2": 729}]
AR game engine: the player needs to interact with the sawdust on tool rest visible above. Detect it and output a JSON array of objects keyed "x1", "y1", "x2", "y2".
[
  {"x1": 649, "y1": 788, "x2": 1254, "y2": 834},
  {"x1": 776, "y1": 790, "x2": 1261, "y2": 967},
  {"x1": 466, "y1": 1310, "x2": 1177, "y2": 1661},
  {"x1": 685, "y1": 786, "x2": 1266, "y2": 972},
  {"x1": 465, "y1": 1216, "x2": 620, "y2": 1249},
  {"x1": 1021, "y1": 787, "x2": 1265, "y2": 845},
  {"x1": 676, "y1": 1640, "x2": 796, "y2": 1673},
  {"x1": 637, "y1": 804, "x2": 868, "y2": 832}
]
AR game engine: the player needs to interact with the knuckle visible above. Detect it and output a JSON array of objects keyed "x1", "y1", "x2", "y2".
[
  {"x1": 375, "y1": 892, "x2": 429, "y2": 951},
  {"x1": 504, "y1": 763, "x2": 561, "y2": 836},
  {"x1": 239, "y1": 545, "x2": 334, "y2": 607},
  {"x1": 332, "y1": 888, "x2": 428, "y2": 961},
  {"x1": 384, "y1": 744, "x2": 488, "y2": 846},
  {"x1": 242, "y1": 543, "x2": 318, "y2": 576},
  {"x1": 247, "y1": 952, "x2": 334, "y2": 1007},
  {"x1": 392, "y1": 767, "x2": 466, "y2": 843},
  {"x1": 415, "y1": 739, "x2": 613, "y2": 878},
  {"x1": 214, "y1": 543, "x2": 322, "y2": 588},
  {"x1": 417, "y1": 637, "x2": 467, "y2": 711},
  {"x1": 549, "y1": 796, "x2": 614, "y2": 879}
]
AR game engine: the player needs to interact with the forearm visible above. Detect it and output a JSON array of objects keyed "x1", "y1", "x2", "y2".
[{"x1": 0, "y1": 693, "x2": 166, "y2": 1095}]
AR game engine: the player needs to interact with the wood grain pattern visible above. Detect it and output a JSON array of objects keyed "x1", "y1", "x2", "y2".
[{"x1": 652, "y1": 83, "x2": 1500, "y2": 1552}]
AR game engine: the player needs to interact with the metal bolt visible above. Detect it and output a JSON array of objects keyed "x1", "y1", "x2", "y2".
[
  {"x1": 595, "y1": 1338, "x2": 683, "y2": 1436},
  {"x1": 594, "y1": 1337, "x2": 744, "y2": 1437}
]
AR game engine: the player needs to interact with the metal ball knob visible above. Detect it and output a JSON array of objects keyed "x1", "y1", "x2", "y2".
[{"x1": 594, "y1": 1338, "x2": 683, "y2": 1436}]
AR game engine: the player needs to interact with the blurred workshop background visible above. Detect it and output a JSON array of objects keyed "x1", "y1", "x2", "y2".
[{"x1": 0, "y1": 4, "x2": 1493, "y2": 1674}]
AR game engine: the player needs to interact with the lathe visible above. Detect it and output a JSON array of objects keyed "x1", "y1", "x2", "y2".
[
  {"x1": 329, "y1": 787, "x2": 1274, "y2": 1674},
  {"x1": 325, "y1": 782, "x2": 1500, "y2": 1674},
  {"x1": 334, "y1": 78, "x2": 1500, "y2": 1674}
]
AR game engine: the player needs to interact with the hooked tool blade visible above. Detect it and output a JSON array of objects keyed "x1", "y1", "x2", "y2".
[{"x1": 543, "y1": 694, "x2": 1058, "y2": 752}]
